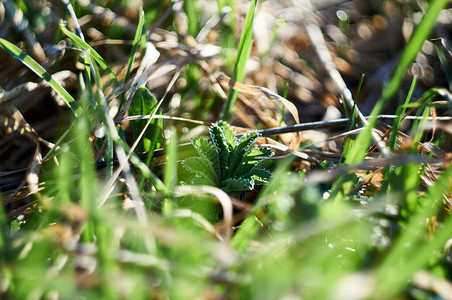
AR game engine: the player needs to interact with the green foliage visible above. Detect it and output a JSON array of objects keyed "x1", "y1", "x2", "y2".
[
  {"x1": 128, "y1": 87, "x2": 163, "y2": 153},
  {"x1": 345, "y1": 0, "x2": 449, "y2": 165},
  {"x1": 59, "y1": 21, "x2": 119, "y2": 89},
  {"x1": 221, "y1": 0, "x2": 256, "y2": 121},
  {"x1": 125, "y1": 8, "x2": 145, "y2": 83},
  {"x1": 1, "y1": 1, "x2": 452, "y2": 299},
  {"x1": 0, "y1": 38, "x2": 82, "y2": 117},
  {"x1": 183, "y1": 121, "x2": 273, "y2": 191}
]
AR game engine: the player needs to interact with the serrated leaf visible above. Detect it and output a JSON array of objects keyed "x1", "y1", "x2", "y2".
[
  {"x1": 244, "y1": 168, "x2": 272, "y2": 185},
  {"x1": 191, "y1": 137, "x2": 221, "y2": 177},
  {"x1": 228, "y1": 131, "x2": 259, "y2": 178},
  {"x1": 183, "y1": 121, "x2": 273, "y2": 192},
  {"x1": 218, "y1": 121, "x2": 238, "y2": 149},
  {"x1": 209, "y1": 123, "x2": 231, "y2": 179},
  {"x1": 128, "y1": 87, "x2": 162, "y2": 152},
  {"x1": 222, "y1": 177, "x2": 255, "y2": 192},
  {"x1": 236, "y1": 147, "x2": 274, "y2": 176},
  {"x1": 182, "y1": 156, "x2": 219, "y2": 186}
]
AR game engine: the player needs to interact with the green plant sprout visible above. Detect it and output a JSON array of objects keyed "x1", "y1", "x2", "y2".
[{"x1": 183, "y1": 121, "x2": 273, "y2": 191}]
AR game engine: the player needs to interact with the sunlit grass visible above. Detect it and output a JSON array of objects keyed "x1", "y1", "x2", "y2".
[{"x1": 0, "y1": 0, "x2": 451, "y2": 299}]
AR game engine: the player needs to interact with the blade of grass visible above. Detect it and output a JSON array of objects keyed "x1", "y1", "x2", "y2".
[
  {"x1": 85, "y1": 54, "x2": 115, "y2": 177},
  {"x1": 432, "y1": 38, "x2": 452, "y2": 91},
  {"x1": 345, "y1": 0, "x2": 449, "y2": 164},
  {"x1": 387, "y1": 76, "x2": 418, "y2": 150},
  {"x1": 339, "y1": 74, "x2": 364, "y2": 163},
  {"x1": 185, "y1": 0, "x2": 199, "y2": 37},
  {"x1": 61, "y1": 0, "x2": 85, "y2": 40},
  {"x1": 231, "y1": 156, "x2": 295, "y2": 251},
  {"x1": 74, "y1": 103, "x2": 96, "y2": 242},
  {"x1": 0, "y1": 38, "x2": 82, "y2": 117},
  {"x1": 125, "y1": 8, "x2": 145, "y2": 83},
  {"x1": 59, "y1": 21, "x2": 119, "y2": 88},
  {"x1": 162, "y1": 128, "x2": 178, "y2": 215},
  {"x1": 375, "y1": 164, "x2": 452, "y2": 298},
  {"x1": 82, "y1": 53, "x2": 97, "y2": 109},
  {"x1": 221, "y1": 0, "x2": 256, "y2": 121},
  {"x1": 278, "y1": 80, "x2": 289, "y2": 127},
  {"x1": 164, "y1": 127, "x2": 178, "y2": 194},
  {"x1": 382, "y1": 77, "x2": 418, "y2": 196}
]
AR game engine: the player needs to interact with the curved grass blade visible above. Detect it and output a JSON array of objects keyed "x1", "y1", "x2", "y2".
[
  {"x1": 59, "y1": 21, "x2": 119, "y2": 88},
  {"x1": 387, "y1": 77, "x2": 417, "y2": 150},
  {"x1": 217, "y1": 73, "x2": 300, "y2": 124},
  {"x1": 432, "y1": 38, "x2": 452, "y2": 91},
  {"x1": 0, "y1": 38, "x2": 82, "y2": 117},
  {"x1": 345, "y1": 0, "x2": 449, "y2": 164},
  {"x1": 375, "y1": 164, "x2": 452, "y2": 298}
]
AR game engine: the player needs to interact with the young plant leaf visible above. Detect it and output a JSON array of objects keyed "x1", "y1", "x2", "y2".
[
  {"x1": 235, "y1": 147, "x2": 273, "y2": 176},
  {"x1": 222, "y1": 177, "x2": 254, "y2": 192},
  {"x1": 183, "y1": 121, "x2": 273, "y2": 192},
  {"x1": 128, "y1": 87, "x2": 163, "y2": 153},
  {"x1": 209, "y1": 122, "x2": 232, "y2": 179},
  {"x1": 191, "y1": 137, "x2": 221, "y2": 177},
  {"x1": 228, "y1": 131, "x2": 259, "y2": 178},
  {"x1": 183, "y1": 156, "x2": 219, "y2": 187}
]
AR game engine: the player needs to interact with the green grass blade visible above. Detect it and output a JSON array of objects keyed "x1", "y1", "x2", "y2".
[
  {"x1": 345, "y1": 0, "x2": 448, "y2": 164},
  {"x1": 164, "y1": 128, "x2": 178, "y2": 194},
  {"x1": 231, "y1": 157, "x2": 294, "y2": 251},
  {"x1": 375, "y1": 164, "x2": 452, "y2": 298},
  {"x1": 74, "y1": 111, "x2": 97, "y2": 242},
  {"x1": 0, "y1": 38, "x2": 82, "y2": 117},
  {"x1": 387, "y1": 76, "x2": 417, "y2": 150},
  {"x1": 432, "y1": 38, "x2": 452, "y2": 91},
  {"x1": 59, "y1": 21, "x2": 119, "y2": 88},
  {"x1": 82, "y1": 54, "x2": 97, "y2": 109},
  {"x1": 185, "y1": 0, "x2": 199, "y2": 37},
  {"x1": 221, "y1": 0, "x2": 256, "y2": 121},
  {"x1": 125, "y1": 8, "x2": 145, "y2": 83},
  {"x1": 0, "y1": 195, "x2": 6, "y2": 251}
]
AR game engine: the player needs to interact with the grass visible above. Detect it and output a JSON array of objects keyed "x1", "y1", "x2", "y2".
[{"x1": 1, "y1": 0, "x2": 452, "y2": 299}]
